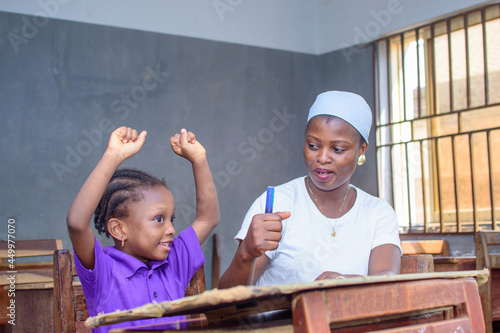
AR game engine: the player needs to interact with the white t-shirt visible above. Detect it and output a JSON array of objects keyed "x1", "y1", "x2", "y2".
[{"x1": 235, "y1": 176, "x2": 402, "y2": 286}]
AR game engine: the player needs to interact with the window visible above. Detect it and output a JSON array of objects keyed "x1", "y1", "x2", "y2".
[{"x1": 375, "y1": 4, "x2": 500, "y2": 233}]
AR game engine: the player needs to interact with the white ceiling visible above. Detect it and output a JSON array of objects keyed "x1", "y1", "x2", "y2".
[{"x1": 0, "y1": 0, "x2": 494, "y2": 55}]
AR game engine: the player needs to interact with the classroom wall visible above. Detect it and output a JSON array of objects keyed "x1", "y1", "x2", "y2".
[
  {"x1": 0, "y1": 9, "x2": 379, "y2": 287},
  {"x1": 0, "y1": 11, "x2": 322, "y2": 287},
  {"x1": 1, "y1": 2, "x2": 482, "y2": 288}
]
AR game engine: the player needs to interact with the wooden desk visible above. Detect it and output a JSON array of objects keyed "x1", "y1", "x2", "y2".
[
  {"x1": 15, "y1": 282, "x2": 54, "y2": 332},
  {"x1": 433, "y1": 256, "x2": 500, "y2": 327},
  {"x1": 433, "y1": 256, "x2": 476, "y2": 272},
  {"x1": 0, "y1": 268, "x2": 54, "y2": 329},
  {"x1": 86, "y1": 271, "x2": 488, "y2": 333}
]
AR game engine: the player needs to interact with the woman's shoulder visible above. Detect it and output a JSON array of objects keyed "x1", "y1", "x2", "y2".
[
  {"x1": 352, "y1": 185, "x2": 395, "y2": 211},
  {"x1": 274, "y1": 176, "x2": 306, "y2": 191},
  {"x1": 274, "y1": 176, "x2": 307, "y2": 199}
]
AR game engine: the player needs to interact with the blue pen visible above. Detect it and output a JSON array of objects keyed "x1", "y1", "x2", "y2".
[{"x1": 265, "y1": 186, "x2": 275, "y2": 213}]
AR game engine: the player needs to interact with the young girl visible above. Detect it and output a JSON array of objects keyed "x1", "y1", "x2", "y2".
[{"x1": 67, "y1": 126, "x2": 219, "y2": 332}]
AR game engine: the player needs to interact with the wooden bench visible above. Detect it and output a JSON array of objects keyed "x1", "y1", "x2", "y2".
[
  {"x1": 211, "y1": 233, "x2": 220, "y2": 289},
  {"x1": 401, "y1": 254, "x2": 434, "y2": 273},
  {"x1": 53, "y1": 249, "x2": 207, "y2": 333},
  {"x1": 0, "y1": 239, "x2": 62, "y2": 330},
  {"x1": 401, "y1": 239, "x2": 450, "y2": 257},
  {"x1": 476, "y1": 230, "x2": 500, "y2": 333},
  {"x1": 292, "y1": 277, "x2": 485, "y2": 332}
]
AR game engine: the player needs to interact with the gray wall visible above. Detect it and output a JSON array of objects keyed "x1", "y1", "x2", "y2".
[{"x1": 0, "y1": 12, "x2": 380, "y2": 287}]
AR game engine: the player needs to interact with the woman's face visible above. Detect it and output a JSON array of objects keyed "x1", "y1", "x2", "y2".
[{"x1": 303, "y1": 116, "x2": 367, "y2": 192}]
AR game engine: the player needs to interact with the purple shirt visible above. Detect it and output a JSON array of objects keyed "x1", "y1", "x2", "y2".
[{"x1": 74, "y1": 226, "x2": 204, "y2": 333}]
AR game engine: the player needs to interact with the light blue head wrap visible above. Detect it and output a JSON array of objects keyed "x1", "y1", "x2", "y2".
[{"x1": 307, "y1": 91, "x2": 372, "y2": 143}]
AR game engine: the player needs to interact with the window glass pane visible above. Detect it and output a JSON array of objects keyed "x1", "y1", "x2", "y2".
[
  {"x1": 407, "y1": 141, "x2": 424, "y2": 231},
  {"x1": 377, "y1": 40, "x2": 390, "y2": 126},
  {"x1": 486, "y1": 6, "x2": 500, "y2": 104},
  {"x1": 437, "y1": 137, "x2": 458, "y2": 232},
  {"x1": 432, "y1": 113, "x2": 458, "y2": 137},
  {"x1": 413, "y1": 118, "x2": 431, "y2": 141},
  {"x1": 460, "y1": 105, "x2": 500, "y2": 132},
  {"x1": 392, "y1": 143, "x2": 409, "y2": 231},
  {"x1": 377, "y1": 124, "x2": 392, "y2": 146},
  {"x1": 450, "y1": 17, "x2": 467, "y2": 111},
  {"x1": 471, "y1": 132, "x2": 492, "y2": 230},
  {"x1": 433, "y1": 22, "x2": 451, "y2": 114},
  {"x1": 467, "y1": 11, "x2": 486, "y2": 108},
  {"x1": 421, "y1": 140, "x2": 435, "y2": 230},
  {"x1": 377, "y1": 145, "x2": 394, "y2": 208},
  {"x1": 404, "y1": 31, "x2": 418, "y2": 120},
  {"x1": 418, "y1": 27, "x2": 431, "y2": 117},
  {"x1": 454, "y1": 134, "x2": 473, "y2": 231},
  {"x1": 390, "y1": 36, "x2": 404, "y2": 123},
  {"x1": 490, "y1": 129, "x2": 500, "y2": 229}
]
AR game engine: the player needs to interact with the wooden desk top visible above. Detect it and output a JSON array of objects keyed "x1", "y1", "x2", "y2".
[
  {"x1": 87, "y1": 269, "x2": 489, "y2": 330},
  {"x1": 0, "y1": 268, "x2": 53, "y2": 285},
  {"x1": 433, "y1": 256, "x2": 476, "y2": 263}
]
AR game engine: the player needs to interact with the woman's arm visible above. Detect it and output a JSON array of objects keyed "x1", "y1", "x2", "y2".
[
  {"x1": 368, "y1": 244, "x2": 401, "y2": 275},
  {"x1": 315, "y1": 244, "x2": 401, "y2": 280},
  {"x1": 218, "y1": 212, "x2": 290, "y2": 289}
]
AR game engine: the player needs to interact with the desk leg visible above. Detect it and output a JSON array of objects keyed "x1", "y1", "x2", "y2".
[{"x1": 292, "y1": 291, "x2": 329, "y2": 333}]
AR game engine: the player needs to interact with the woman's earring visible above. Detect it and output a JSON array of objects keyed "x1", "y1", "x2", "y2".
[
  {"x1": 357, "y1": 154, "x2": 366, "y2": 166},
  {"x1": 122, "y1": 238, "x2": 125, "y2": 248}
]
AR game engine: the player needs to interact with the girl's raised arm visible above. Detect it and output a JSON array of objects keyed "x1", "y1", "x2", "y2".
[
  {"x1": 67, "y1": 127, "x2": 146, "y2": 269},
  {"x1": 170, "y1": 129, "x2": 219, "y2": 245}
]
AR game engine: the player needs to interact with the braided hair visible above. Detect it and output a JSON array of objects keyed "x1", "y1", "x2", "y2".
[{"x1": 93, "y1": 168, "x2": 167, "y2": 238}]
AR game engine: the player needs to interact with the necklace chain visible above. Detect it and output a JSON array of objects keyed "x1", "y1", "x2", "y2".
[{"x1": 307, "y1": 177, "x2": 349, "y2": 237}]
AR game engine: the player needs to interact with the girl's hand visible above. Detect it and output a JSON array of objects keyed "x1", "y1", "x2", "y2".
[
  {"x1": 107, "y1": 126, "x2": 147, "y2": 160},
  {"x1": 170, "y1": 129, "x2": 206, "y2": 163}
]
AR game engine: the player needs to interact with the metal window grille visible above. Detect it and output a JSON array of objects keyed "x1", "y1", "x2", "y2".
[{"x1": 374, "y1": 4, "x2": 500, "y2": 234}]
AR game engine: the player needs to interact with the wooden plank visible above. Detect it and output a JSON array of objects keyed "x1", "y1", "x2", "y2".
[
  {"x1": 323, "y1": 279, "x2": 468, "y2": 324},
  {"x1": 211, "y1": 234, "x2": 220, "y2": 290},
  {"x1": 16, "y1": 288, "x2": 54, "y2": 332},
  {"x1": 463, "y1": 278, "x2": 487, "y2": 332},
  {"x1": 0, "y1": 239, "x2": 62, "y2": 261},
  {"x1": 401, "y1": 255, "x2": 434, "y2": 273},
  {"x1": 401, "y1": 240, "x2": 450, "y2": 256},
  {"x1": 491, "y1": 269, "x2": 500, "y2": 321},
  {"x1": 374, "y1": 318, "x2": 471, "y2": 333},
  {"x1": 0, "y1": 269, "x2": 53, "y2": 285},
  {"x1": 292, "y1": 291, "x2": 329, "y2": 333},
  {"x1": 433, "y1": 256, "x2": 476, "y2": 272}
]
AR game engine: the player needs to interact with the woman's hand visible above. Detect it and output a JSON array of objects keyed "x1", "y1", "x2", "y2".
[
  {"x1": 170, "y1": 129, "x2": 206, "y2": 164},
  {"x1": 315, "y1": 271, "x2": 346, "y2": 281},
  {"x1": 240, "y1": 212, "x2": 291, "y2": 259},
  {"x1": 107, "y1": 126, "x2": 147, "y2": 161}
]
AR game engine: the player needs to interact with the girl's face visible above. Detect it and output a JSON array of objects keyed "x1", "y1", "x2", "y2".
[
  {"x1": 121, "y1": 186, "x2": 176, "y2": 265},
  {"x1": 303, "y1": 116, "x2": 367, "y2": 192}
]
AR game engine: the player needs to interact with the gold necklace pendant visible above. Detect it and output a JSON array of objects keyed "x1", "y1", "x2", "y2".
[{"x1": 307, "y1": 177, "x2": 349, "y2": 237}]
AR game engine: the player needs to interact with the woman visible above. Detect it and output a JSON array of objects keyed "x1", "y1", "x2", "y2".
[{"x1": 219, "y1": 91, "x2": 401, "y2": 288}]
